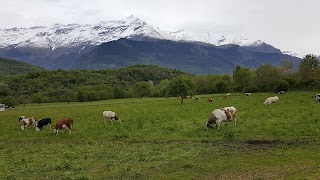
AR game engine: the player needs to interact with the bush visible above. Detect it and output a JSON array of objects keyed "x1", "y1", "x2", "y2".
[{"x1": 275, "y1": 80, "x2": 289, "y2": 92}]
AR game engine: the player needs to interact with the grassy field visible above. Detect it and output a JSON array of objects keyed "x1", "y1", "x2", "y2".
[{"x1": 1, "y1": 92, "x2": 320, "y2": 179}]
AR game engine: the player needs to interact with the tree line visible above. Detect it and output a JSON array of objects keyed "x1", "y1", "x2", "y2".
[{"x1": 0, "y1": 55, "x2": 319, "y2": 106}]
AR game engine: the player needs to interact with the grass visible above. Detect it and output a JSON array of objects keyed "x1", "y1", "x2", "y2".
[{"x1": 1, "y1": 92, "x2": 320, "y2": 179}]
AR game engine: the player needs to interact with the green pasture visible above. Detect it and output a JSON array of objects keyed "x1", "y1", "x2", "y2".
[{"x1": 1, "y1": 92, "x2": 320, "y2": 179}]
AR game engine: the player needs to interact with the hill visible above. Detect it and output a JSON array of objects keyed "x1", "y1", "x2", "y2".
[
  {"x1": 1, "y1": 64, "x2": 190, "y2": 104},
  {"x1": 0, "y1": 57, "x2": 45, "y2": 75},
  {"x1": 71, "y1": 39, "x2": 301, "y2": 74}
]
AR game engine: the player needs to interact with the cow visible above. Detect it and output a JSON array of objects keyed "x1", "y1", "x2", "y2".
[
  {"x1": 206, "y1": 106, "x2": 237, "y2": 129},
  {"x1": 18, "y1": 116, "x2": 25, "y2": 122},
  {"x1": 53, "y1": 118, "x2": 73, "y2": 135},
  {"x1": 103, "y1": 111, "x2": 121, "y2": 124},
  {"x1": 245, "y1": 93, "x2": 252, "y2": 96},
  {"x1": 207, "y1": 98, "x2": 213, "y2": 103},
  {"x1": 263, "y1": 96, "x2": 279, "y2": 105},
  {"x1": 36, "y1": 118, "x2": 52, "y2": 131},
  {"x1": 222, "y1": 93, "x2": 231, "y2": 99},
  {"x1": 223, "y1": 106, "x2": 238, "y2": 126},
  {"x1": 315, "y1": 94, "x2": 320, "y2": 103},
  {"x1": 279, "y1": 91, "x2": 286, "y2": 95},
  {"x1": 195, "y1": 97, "x2": 200, "y2": 101},
  {"x1": 20, "y1": 117, "x2": 37, "y2": 130}
]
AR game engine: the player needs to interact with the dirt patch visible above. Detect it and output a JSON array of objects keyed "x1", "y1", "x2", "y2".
[
  {"x1": 244, "y1": 139, "x2": 285, "y2": 150},
  {"x1": 246, "y1": 139, "x2": 283, "y2": 145}
]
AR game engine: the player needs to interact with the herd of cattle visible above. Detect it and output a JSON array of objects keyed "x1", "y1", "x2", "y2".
[
  {"x1": 18, "y1": 111, "x2": 120, "y2": 135},
  {"x1": 18, "y1": 116, "x2": 74, "y2": 135},
  {"x1": 17, "y1": 92, "x2": 320, "y2": 134}
]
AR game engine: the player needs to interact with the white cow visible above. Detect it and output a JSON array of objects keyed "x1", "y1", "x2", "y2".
[
  {"x1": 315, "y1": 94, "x2": 320, "y2": 103},
  {"x1": 263, "y1": 96, "x2": 279, "y2": 105},
  {"x1": 20, "y1": 117, "x2": 37, "y2": 130},
  {"x1": 206, "y1": 106, "x2": 237, "y2": 129},
  {"x1": 103, "y1": 111, "x2": 121, "y2": 124}
]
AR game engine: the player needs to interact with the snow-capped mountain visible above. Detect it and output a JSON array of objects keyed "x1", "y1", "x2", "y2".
[
  {"x1": 282, "y1": 51, "x2": 302, "y2": 58},
  {"x1": 0, "y1": 16, "x2": 173, "y2": 50},
  {"x1": 169, "y1": 30, "x2": 264, "y2": 47},
  {"x1": 0, "y1": 15, "x2": 302, "y2": 74},
  {"x1": 0, "y1": 15, "x2": 268, "y2": 51},
  {"x1": 282, "y1": 50, "x2": 319, "y2": 59}
]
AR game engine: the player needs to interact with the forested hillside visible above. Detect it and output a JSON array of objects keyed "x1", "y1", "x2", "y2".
[
  {"x1": 0, "y1": 57, "x2": 45, "y2": 75},
  {"x1": 0, "y1": 55, "x2": 319, "y2": 107},
  {"x1": 0, "y1": 65, "x2": 191, "y2": 105},
  {"x1": 71, "y1": 39, "x2": 301, "y2": 74}
]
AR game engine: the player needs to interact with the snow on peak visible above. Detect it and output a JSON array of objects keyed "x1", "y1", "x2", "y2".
[
  {"x1": 282, "y1": 50, "x2": 315, "y2": 58},
  {"x1": 168, "y1": 30, "x2": 261, "y2": 47},
  {"x1": 0, "y1": 15, "x2": 268, "y2": 50}
]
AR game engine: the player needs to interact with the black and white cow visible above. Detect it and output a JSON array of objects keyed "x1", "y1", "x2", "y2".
[
  {"x1": 36, "y1": 118, "x2": 52, "y2": 131},
  {"x1": 279, "y1": 91, "x2": 286, "y2": 95},
  {"x1": 315, "y1": 94, "x2": 320, "y2": 103},
  {"x1": 103, "y1": 111, "x2": 121, "y2": 124}
]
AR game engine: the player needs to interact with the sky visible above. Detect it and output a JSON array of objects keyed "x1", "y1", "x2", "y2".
[{"x1": 1, "y1": 0, "x2": 319, "y2": 56}]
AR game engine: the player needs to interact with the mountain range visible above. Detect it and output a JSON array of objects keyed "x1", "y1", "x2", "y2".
[{"x1": 0, "y1": 15, "x2": 301, "y2": 74}]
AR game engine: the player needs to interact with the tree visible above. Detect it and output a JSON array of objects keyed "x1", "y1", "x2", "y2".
[
  {"x1": 0, "y1": 83, "x2": 10, "y2": 97},
  {"x1": 167, "y1": 77, "x2": 197, "y2": 104},
  {"x1": 133, "y1": 81, "x2": 152, "y2": 99},
  {"x1": 233, "y1": 66, "x2": 257, "y2": 92},
  {"x1": 156, "y1": 79, "x2": 170, "y2": 97},
  {"x1": 280, "y1": 59, "x2": 295, "y2": 75},
  {"x1": 298, "y1": 54, "x2": 319, "y2": 85},
  {"x1": 192, "y1": 75, "x2": 217, "y2": 94},
  {"x1": 255, "y1": 64, "x2": 281, "y2": 92}
]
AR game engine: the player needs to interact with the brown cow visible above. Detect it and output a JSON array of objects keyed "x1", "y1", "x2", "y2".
[{"x1": 54, "y1": 118, "x2": 73, "y2": 135}]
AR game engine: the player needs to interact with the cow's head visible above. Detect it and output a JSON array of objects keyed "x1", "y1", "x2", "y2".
[
  {"x1": 19, "y1": 116, "x2": 25, "y2": 122},
  {"x1": 207, "y1": 114, "x2": 217, "y2": 128}
]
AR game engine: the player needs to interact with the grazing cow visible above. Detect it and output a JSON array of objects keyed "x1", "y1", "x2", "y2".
[
  {"x1": 206, "y1": 106, "x2": 237, "y2": 129},
  {"x1": 222, "y1": 93, "x2": 231, "y2": 99},
  {"x1": 263, "y1": 96, "x2": 279, "y2": 105},
  {"x1": 54, "y1": 118, "x2": 73, "y2": 135},
  {"x1": 36, "y1": 118, "x2": 52, "y2": 131},
  {"x1": 223, "y1": 106, "x2": 238, "y2": 126},
  {"x1": 195, "y1": 97, "x2": 200, "y2": 101},
  {"x1": 245, "y1": 93, "x2": 252, "y2": 96},
  {"x1": 207, "y1": 98, "x2": 213, "y2": 103},
  {"x1": 279, "y1": 91, "x2": 286, "y2": 95},
  {"x1": 19, "y1": 116, "x2": 25, "y2": 122},
  {"x1": 103, "y1": 111, "x2": 121, "y2": 124},
  {"x1": 20, "y1": 117, "x2": 37, "y2": 130},
  {"x1": 315, "y1": 94, "x2": 320, "y2": 103}
]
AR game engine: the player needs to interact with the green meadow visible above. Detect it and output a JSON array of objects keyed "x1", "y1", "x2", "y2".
[{"x1": 1, "y1": 92, "x2": 320, "y2": 179}]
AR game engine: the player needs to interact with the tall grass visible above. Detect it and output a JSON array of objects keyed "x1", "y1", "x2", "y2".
[{"x1": 1, "y1": 92, "x2": 320, "y2": 179}]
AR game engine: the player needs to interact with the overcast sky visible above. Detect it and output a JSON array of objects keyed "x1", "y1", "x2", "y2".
[{"x1": 1, "y1": 0, "x2": 319, "y2": 55}]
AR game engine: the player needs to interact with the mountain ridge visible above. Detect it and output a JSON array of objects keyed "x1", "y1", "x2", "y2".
[
  {"x1": 71, "y1": 38, "x2": 300, "y2": 75},
  {"x1": 0, "y1": 15, "x2": 281, "y2": 54},
  {"x1": 0, "y1": 15, "x2": 304, "y2": 74}
]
